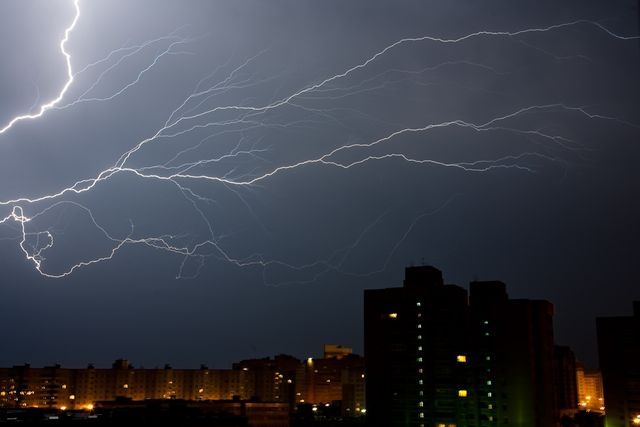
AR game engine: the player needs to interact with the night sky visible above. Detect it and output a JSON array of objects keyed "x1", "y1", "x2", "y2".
[{"x1": 0, "y1": 0, "x2": 638, "y2": 369}]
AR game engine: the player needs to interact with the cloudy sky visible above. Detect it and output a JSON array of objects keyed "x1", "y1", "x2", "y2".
[{"x1": 0, "y1": 0, "x2": 638, "y2": 368}]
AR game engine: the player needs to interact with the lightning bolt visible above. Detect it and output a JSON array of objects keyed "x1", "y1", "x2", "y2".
[
  {"x1": 0, "y1": 0, "x2": 81, "y2": 135},
  {"x1": 0, "y1": 4, "x2": 638, "y2": 282}
]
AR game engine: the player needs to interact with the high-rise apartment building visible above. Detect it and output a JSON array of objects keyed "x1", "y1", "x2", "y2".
[
  {"x1": 365, "y1": 266, "x2": 559, "y2": 427},
  {"x1": 596, "y1": 302, "x2": 640, "y2": 427},
  {"x1": 364, "y1": 266, "x2": 475, "y2": 427},
  {"x1": 469, "y1": 280, "x2": 556, "y2": 427}
]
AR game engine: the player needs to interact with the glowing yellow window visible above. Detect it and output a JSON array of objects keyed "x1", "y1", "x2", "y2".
[
  {"x1": 458, "y1": 390, "x2": 468, "y2": 398},
  {"x1": 456, "y1": 355, "x2": 467, "y2": 363},
  {"x1": 388, "y1": 313, "x2": 398, "y2": 319}
]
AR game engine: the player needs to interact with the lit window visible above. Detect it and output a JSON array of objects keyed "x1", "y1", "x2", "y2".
[
  {"x1": 417, "y1": 357, "x2": 423, "y2": 362},
  {"x1": 487, "y1": 392, "x2": 492, "y2": 398},
  {"x1": 487, "y1": 380, "x2": 492, "y2": 386},
  {"x1": 418, "y1": 401, "x2": 424, "y2": 407},
  {"x1": 418, "y1": 346, "x2": 423, "y2": 351},
  {"x1": 416, "y1": 302, "x2": 422, "y2": 307},
  {"x1": 388, "y1": 313, "x2": 398, "y2": 319},
  {"x1": 123, "y1": 384, "x2": 128, "y2": 389},
  {"x1": 456, "y1": 355, "x2": 467, "y2": 363},
  {"x1": 488, "y1": 404, "x2": 493, "y2": 410},
  {"x1": 419, "y1": 412, "x2": 424, "y2": 418},
  {"x1": 458, "y1": 390, "x2": 468, "y2": 397},
  {"x1": 486, "y1": 356, "x2": 491, "y2": 361},
  {"x1": 484, "y1": 320, "x2": 489, "y2": 325},
  {"x1": 419, "y1": 380, "x2": 423, "y2": 385},
  {"x1": 417, "y1": 324, "x2": 422, "y2": 329},
  {"x1": 417, "y1": 335, "x2": 422, "y2": 340}
]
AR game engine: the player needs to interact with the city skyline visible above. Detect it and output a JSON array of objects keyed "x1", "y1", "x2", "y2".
[{"x1": 0, "y1": 265, "x2": 624, "y2": 427}]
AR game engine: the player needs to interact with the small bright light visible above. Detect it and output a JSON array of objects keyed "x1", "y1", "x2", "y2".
[
  {"x1": 388, "y1": 312, "x2": 398, "y2": 319},
  {"x1": 456, "y1": 355, "x2": 467, "y2": 363},
  {"x1": 69, "y1": 395, "x2": 75, "y2": 400},
  {"x1": 85, "y1": 404, "x2": 94, "y2": 411},
  {"x1": 458, "y1": 390, "x2": 468, "y2": 397}
]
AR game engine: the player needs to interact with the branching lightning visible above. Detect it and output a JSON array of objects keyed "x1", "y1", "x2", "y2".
[
  {"x1": 0, "y1": 1, "x2": 638, "y2": 283},
  {"x1": 0, "y1": 0, "x2": 81, "y2": 135}
]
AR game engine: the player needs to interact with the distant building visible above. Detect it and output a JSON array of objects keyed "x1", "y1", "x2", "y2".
[
  {"x1": 596, "y1": 301, "x2": 640, "y2": 427},
  {"x1": 0, "y1": 360, "x2": 255, "y2": 410},
  {"x1": 575, "y1": 364, "x2": 604, "y2": 412},
  {"x1": 232, "y1": 354, "x2": 299, "y2": 406},
  {"x1": 232, "y1": 347, "x2": 365, "y2": 417},
  {"x1": 324, "y1": 344, "x2": 353, "y2": 360},
  {"x1": 364, "y1": 266, "x2": 562, "y2": 427}
]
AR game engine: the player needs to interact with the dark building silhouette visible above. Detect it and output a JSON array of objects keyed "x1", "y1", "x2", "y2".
[
  {"x1": 554, "y1": 346, "x2": 579, "y2": 418},
  {"x1": 596, "y1": 301, "x2": 640, "y2": 427},
  {"x1": 469, "y1": 280, "x2": 556, "y2": 427},
  {"x1": 365, "y1": 266, "x2": 561, "y2": 427},
  {"x1": 364, "y1": 266, "x2": 476, "y2": 427}
]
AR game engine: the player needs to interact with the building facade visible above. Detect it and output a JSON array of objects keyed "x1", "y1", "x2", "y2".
[
  {"x1": 596, "y1": 302, "x2": 640, "y2": 427},
  {"x1": 365, "y1": 266, "x2": 561, "y2": 427}
]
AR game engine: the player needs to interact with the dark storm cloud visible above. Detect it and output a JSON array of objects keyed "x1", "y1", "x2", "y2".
[{"x1": 0, "y1": 0, "x2": 638, "y2": 368}]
